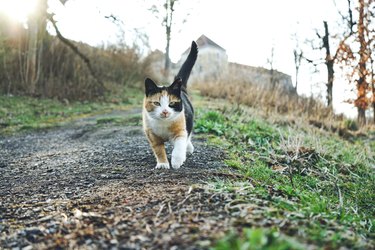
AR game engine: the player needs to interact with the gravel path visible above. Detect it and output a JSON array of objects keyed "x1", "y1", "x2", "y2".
[{"x1": 0, "y1": 109, "x2": 233, "y2": 249}]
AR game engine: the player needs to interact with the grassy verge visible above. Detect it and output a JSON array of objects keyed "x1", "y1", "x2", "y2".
[
  {"x1": 194, "y1": 106, "x2": 374, "y2": 249},
  {"x1": 0, "y1": 86, "x2": 143, "y2": 134}
]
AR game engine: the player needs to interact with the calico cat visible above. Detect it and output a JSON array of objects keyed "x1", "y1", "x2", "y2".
[{"x1": 142, "y1": 41, "x2": 198, "y2": 169}]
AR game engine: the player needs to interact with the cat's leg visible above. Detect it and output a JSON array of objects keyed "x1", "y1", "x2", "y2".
[
  {"x1": 146, "y1": 130, "x2": 169, "y2": 169},
  {"x1": 171, "y1": 135, "x2": 187, "y2": 169},
  {"x1": 186, "y1": 135, "x2": 194, "y2": 154},
  {"x1": 153, "y1": 143, "x2": 170, "y2": 169}
]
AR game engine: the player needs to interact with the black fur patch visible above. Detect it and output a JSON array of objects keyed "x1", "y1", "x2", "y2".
[
  {"x1": 168, "y1": 101, "x2": 182, "y2": 112},
  {"x1": 144, "y1": 78, "x2": 161, "y2": 97},
  {"x1": 167, "y1": 78, "x2": 182, "y2": 97}
]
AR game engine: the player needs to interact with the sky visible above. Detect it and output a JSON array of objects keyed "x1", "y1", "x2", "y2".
[{"x1": 0, "y1": 0, "x2": 358, "y2": 117}]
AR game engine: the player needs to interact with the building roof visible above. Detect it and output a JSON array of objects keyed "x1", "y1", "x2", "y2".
[
  {"x1": 196, "y1": 34, "x2": 226, "y2": 52},
  {"x1": 182, "y1": 34, "x2": 226, "y2": 54}
]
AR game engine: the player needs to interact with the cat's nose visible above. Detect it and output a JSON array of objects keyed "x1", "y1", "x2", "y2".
[{"x1": 161, "y1": 110, "x2": 169, "y2": 117}]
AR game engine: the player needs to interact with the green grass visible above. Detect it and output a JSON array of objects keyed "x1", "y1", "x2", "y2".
[
  {"x1": 194, "y1": 107, "x2": 375, "y2": 249},
  {"x1": 213, "y1": 228, "x2": 306, "y2": 250},
  {"x1": 0, "y1": 86, "x2": 143, "y2": 134}
]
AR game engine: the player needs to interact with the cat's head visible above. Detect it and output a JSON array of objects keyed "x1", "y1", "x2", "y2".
[{"x1": 143, "y1": 77, "x2": 183, "y2": 120}]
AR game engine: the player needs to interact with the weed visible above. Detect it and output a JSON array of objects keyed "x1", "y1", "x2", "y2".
[{"x1": 194, "y1": 110, "x2": 227, "y2": 135}]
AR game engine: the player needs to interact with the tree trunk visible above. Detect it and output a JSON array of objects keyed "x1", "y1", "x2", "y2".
[
  {"x1": 163, "y1": 0, "x2": 176, "y2": 80},
  {"x1": 356, "y1": 0, "x2": 368, "y2": 126},
  {"x1": 26, "y1": 19, "x2": 38, "y2": 95},
  {"x1": 164, "y1": 25, "x2": 171, "y2": 78},
  {"x1": 26, "y1": 0, "x2": 47, "y2": 95},
  {"x1": 323, "y1": 21, "x2": 334, "y2": 110},
  {"x1": 327, "y1": 58, "x2": 334, "y2": 109},
  {"x1": 358, "y1": 107, "x2": 366, "y2": 126},
  {"x1": 293, "y1": 49, "x2": 302, "y2": 93}
]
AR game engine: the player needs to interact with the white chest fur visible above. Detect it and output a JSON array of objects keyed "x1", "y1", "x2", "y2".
[
  {"x1": 144, "y1": 111, "x2": 181, "y2": 141},
  {"x1": 148, "y1": 118, "x2": 173, "y2": 140}
]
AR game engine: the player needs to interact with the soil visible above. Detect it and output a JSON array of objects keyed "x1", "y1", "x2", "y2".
[{"x1": 0, "y1": 109, "x2": 236, "y2": 250}]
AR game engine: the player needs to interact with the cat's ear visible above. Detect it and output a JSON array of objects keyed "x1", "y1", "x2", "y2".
[
  {"x1": 169, "y1": 77, "x2": 182, "y2": 94},
  {"x1": 144, "y1": 78, "x2": 159, "y2": 97}
]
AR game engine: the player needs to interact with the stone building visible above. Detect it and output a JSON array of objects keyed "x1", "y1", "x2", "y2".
[
  {"x1": 152, "y1": 34, "x2": 295, "y2": 94},
  {"x1": 176, "y1": 34, "x2": 228, "y2": 82}
]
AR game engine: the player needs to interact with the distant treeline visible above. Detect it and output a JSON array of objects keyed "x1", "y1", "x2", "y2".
[{"x1": 0, "y1": 17, "x2": 154, "y2": 100}]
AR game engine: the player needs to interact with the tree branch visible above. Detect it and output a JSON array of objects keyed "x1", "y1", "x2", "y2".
[{"x1": 47, "y1": 14, "x2": 104, "y2": 93}]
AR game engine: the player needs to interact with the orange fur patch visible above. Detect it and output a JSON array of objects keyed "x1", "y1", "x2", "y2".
[
  {"x1": 144, "y1": 128, "x2": 168, "y2": 163},
  {"x1": 169, "y1": 113, "x2": 187, "y2": 139}
]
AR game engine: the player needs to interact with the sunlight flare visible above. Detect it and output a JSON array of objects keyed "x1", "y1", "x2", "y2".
[{"x1": 0, "y1": 0, "x2": 38, "y2": 23}]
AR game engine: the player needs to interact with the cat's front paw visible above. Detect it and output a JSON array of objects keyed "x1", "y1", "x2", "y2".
[
  {"x1": 171, "y1": 154, "x2": 186, "y2": 169},
  {"x1": 155, "y1": 162, "x2": 170, "y2": 169}
]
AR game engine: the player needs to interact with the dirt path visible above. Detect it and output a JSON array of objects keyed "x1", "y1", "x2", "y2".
[{"x1": 0, "y1": 109, "x2": 234, "y2": 249}]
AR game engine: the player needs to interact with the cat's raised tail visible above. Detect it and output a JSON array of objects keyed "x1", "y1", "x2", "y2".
[{"x1": 175, "y1": 41, "x2": 198, "y2": 91}]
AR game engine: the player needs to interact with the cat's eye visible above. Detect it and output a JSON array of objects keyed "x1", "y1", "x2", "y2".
[
  {"x1": 153, "y1": 101, "x2": 161, "y2": 106},
  {"x1": 169, "y1": 101, "x2": 179, "y2": 107}
]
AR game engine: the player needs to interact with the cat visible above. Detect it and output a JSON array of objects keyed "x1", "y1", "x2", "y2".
[{"x1": 142, "y1": 41, "x2": 198, "y2": 169}]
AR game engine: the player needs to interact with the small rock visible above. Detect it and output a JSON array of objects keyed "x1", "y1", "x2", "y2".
[
  {"x1": 0, "y1": 224, "x2": 8, "y2": 232},
  {"x1": 73, "y1": 208, "x2": 83, "y2": 219},
  {"x1": 110, "y1": 239, "x2": 118, "y2": 245}
]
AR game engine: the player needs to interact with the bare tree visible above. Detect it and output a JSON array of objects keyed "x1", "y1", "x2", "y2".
[
  {"x1": 293, "y1": 48, "x2": 303, "y2": 93},
  {"x1": 267, "y1": 46, "x2": 275, "y2": 88},
  {"x1": 304, "y1": 0, "x2": 358, "y2": 113},
  {"x1": 149, "y1": 0, "x2": 178, "y2": 78},
  {"x1": 320, "y1": 21, "x2": 335, "y2": 109},
  {"x1": 291, "y1": 32, "x2": 303, "y2": 93},
  {"x1": 163, "y1": 0, "x2": 175, "y2": 77},
  {"x1": 149, "y1": 0, "x2": 191, "y2": 79}
]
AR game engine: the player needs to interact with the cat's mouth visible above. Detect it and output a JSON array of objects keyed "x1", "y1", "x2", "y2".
[{"x1": 160, "y1": 113, "x2": 170, "y2": 119}]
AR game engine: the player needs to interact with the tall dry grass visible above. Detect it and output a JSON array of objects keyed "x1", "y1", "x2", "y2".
[
  {"x1": 0, "y1": 20, "x2": 148, "y2": 101},
  {"x1": 197, "y1": 79, "x2": 333, "y2": 120},
  {"x1": 193, "y1": 76, "x2": 366, "y2": 135}
]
